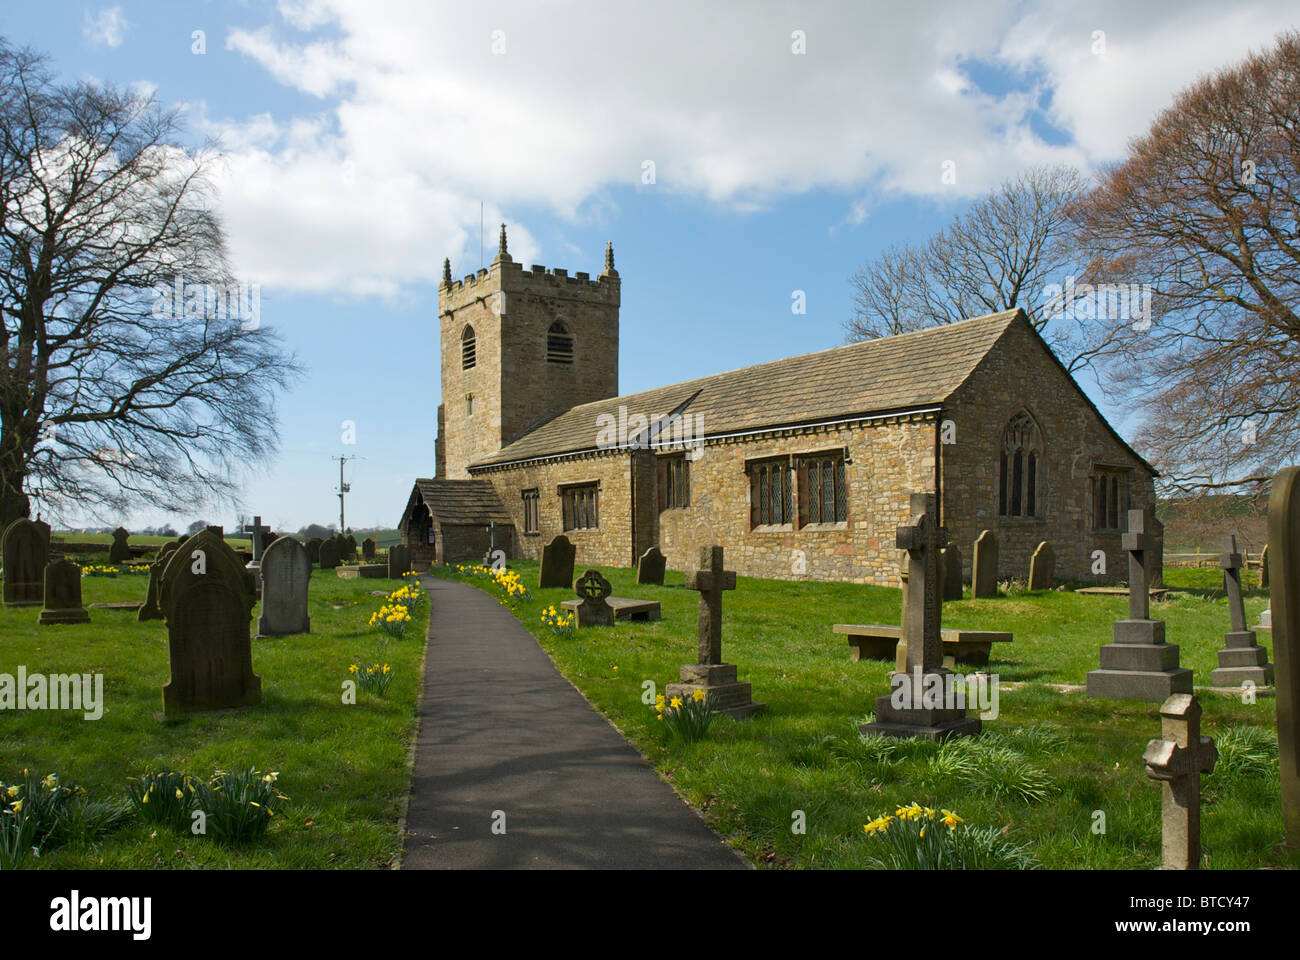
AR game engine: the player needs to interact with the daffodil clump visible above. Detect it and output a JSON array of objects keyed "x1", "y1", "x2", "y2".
[
  {"x1": 187, "y1": 768, "x2": 288, "y2": 846},
  {"x1": 452, "y1": 562, "x2": 533, "y2": 608},
  {"x1": 127, "y1": 765, "x2": 286, "y2": 845},
  {"x1": 349, "y1": 661, "x2": 395, "y2": 696},
  {"x1": 489, "y1": 565, "x2": 531, "y2": 607},
  {"x1": 79, "y1": 563, "x2": 120, "y2": 578},
  {"x1": 369, "y1": 602, "x2": 412, "y2": 639},
  {"x1": 653, "y1": 688, "x2": 717, "y2": 744},
  {"x1": 387, "y1": 582, "x2": 426, "y2": 612},
  {"x1": 860, "y1": 801, "x2": 1038, "y2": 869},
  {"x1": 2, "y1": 769, "x2": 130, "y2": 869},
  {"x1": 539, "y1": 605, "x2": 576, "y2": 637}
]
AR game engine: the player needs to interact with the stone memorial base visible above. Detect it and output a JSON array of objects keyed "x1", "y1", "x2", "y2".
[
  {"x1": 562, "y1": 596, "x2": 661, "y2": 622},
  {"x1": 860, "y1": 669, "x2": 982, "y2": 741},
  {"x1": 1210, "y1": 630, "x2": 1274, "y2": 687},
  {"x1": 665, "y1": 663, "x2": 763, "y2": 719},
  {"x1": 1086, "y1": 619, "x2": 1193, "y2": 702},
  {"x1": 39, "y1": 606, "x2": 90, "y2": 625},
  {"x1": 336, "y1": 564, "x2": 388, "y2": 580}
]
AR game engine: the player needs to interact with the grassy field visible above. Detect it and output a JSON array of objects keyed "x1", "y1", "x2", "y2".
[
  {"x1": 0, "y1": 566, "x2": 426, "y2": 868},
  {"x1": 437, "y1": 561, "x2": 1294, "y2": 870}
]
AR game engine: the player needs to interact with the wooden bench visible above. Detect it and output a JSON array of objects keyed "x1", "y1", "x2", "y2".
[
  {"x1": 832, "y1": 623, "x2": 1013, "y2": 667},
  {"x1": 561, "y1": 597, "x2": 662, "y2": 622}
]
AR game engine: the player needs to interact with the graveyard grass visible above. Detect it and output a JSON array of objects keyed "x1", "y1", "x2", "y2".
[
  {"x1": 0, "y1": 569, "x2": 424, "y2": 868},
  {"x1": 439, "y1": 562, "x2": 1300, "y2": 870}
]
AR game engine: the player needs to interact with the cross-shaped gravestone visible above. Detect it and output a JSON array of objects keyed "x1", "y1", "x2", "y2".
[
  {"x1": 684, "y1": 545, "x2": 736, "y2": 665},
  {"x1": 1143, "y1": 694, "x2": 1217, "y2": 869},
  {"x1": 242, "y1": 516, "x2": 272, "y2": 562},
  {"x1": 896, "y1": 493, "x2": 947, "y2": 673},
  {"x1": 1123, "y1": 508, "x2": 1152, "y2": 621},
  {"x1": 1222, "y1": 534, "x2": 1247, "y2": 631},
  {"x1": 666, "y1": 544, "x2": 761, "y2": 718},
  {"x1": 1212, "y1": 535, "x2": 1274, "y2": 687}
]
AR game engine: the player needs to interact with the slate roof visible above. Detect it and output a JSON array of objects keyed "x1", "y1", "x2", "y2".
[
  {"x1": 471, "y1": 309, "x2": 1024, "y2": 468},
  {"x1": 410, "y1": 478, "x2": 512, "y2": 525}
]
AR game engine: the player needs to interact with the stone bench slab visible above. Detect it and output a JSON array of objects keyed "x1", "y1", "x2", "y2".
[
  {"x1": 833, "y1": 623, "x2": 1013, "y2": 666},
  {"x1": 562, "y1": 597, "x2": 662, "y2": 622}
]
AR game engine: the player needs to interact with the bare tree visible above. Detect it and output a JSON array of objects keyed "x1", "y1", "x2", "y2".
[
  {"x1": 1078, "y1": 31, "x2": 1300, "y2": 497},
  {"x1": 845, "y1": 164, "x2": 1115, "y2": 371},
  {"x1": 0, "y1": 40, "x2": 302, "y2": 527}
]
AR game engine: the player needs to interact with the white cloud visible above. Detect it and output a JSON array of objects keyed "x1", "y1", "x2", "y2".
[
  {"x1": 83, "y1": 6, "x2": 128, "y2": 48},
  {"x1": 199, "y1": 0, "x2": 1297, "y2": 296}
]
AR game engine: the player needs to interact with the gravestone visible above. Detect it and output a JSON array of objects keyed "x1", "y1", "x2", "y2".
[
  {"x1": 862, "y1": 493, "x2": 980, "y2": 741},
  {"x1": 1029, "y1": 541, "x2": 1055, "y2": 591},
  {"x1": 1149, "y1": 513, "x2": 1165, "y2": 589},
  {"x1": 1268, "y1": 466, "x2": 1300, "y2": 850},
  {"x1": 242, "y1": 515, "x2": 271, "y2": 588},
  {"x1": 388, "y1": 543, "x2": 411, "y2": 578},
  {"x1": 1086, "y1": 508, "x2": 1193, "y2": 702},
  {"x1": 306, "y1": 538, "x2": 322, "y2": 564},
  {"x1": 538, "y1": 534, "x2": 577, "y2": 589},
  {"x1": 1143, "y1": 694, "x2": 1217, "y2": 870},
  {"x1": 159, "y1": 529, "x2": 260, "y2": 716},
  {"x1": 108, "y1": 527, "x2": 131, "y2": 564},
  {"x1": 318, "y1": 538, "x2": 341, "y2": 570},
  {"x1": 138, "y1": 541, "x2": 180, "y2": 622},
  {"x1": 345, "y1": 534, "x2": 357, "y2": 560},
  {"x1": 1, "y1": 518, "x2": 48, "y2": 607},
  {"x1": 571, "y1": 569, "x2": 615, "y2": 627},
  {"x1": 1210, "y1": 534, "x2": 1273, "y2": 688},
  {"x1": 972, "y1": 529, "x2": 998, "y2": 598},
  {"x1": 940, "y1": 544, "x2": 962, "y2": 602},
  {"x1": 257, "y1": 536, "x2": 311, "y2": 637},
  {"x1": 39, "y1": 559, "x2": 90, "y2": 625},
  {"x1": 665, "y1": 545, "x2": 763, "y2": 719},
  {"x1": 637, "y1": 546, "x2": 667, "y2": 586},
  {"x1": 242, "y1": 516, "x2": 271, "y2": 560},
  {"x1": 1261, "y1": 544, "x2": 1270, "y2": 589},
  {"x1": 362, "y1": 538, "x2": 376, "y2": 561}
]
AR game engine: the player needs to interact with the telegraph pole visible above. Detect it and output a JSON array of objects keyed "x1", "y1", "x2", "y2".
[{"x1": 332, "y1": 455, "x2": 362, "y2": 533}]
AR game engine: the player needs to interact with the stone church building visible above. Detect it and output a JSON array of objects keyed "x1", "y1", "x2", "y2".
[{"x1": 399, "y1": 227, "x2": 1155, "y2": 586}]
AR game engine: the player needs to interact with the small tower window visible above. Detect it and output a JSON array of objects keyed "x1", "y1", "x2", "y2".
[
  {"x1": 546, "y1": 321, "x2": 574, "y2": 364},
  {"x1": 461, "y1": 325, "x2": 476, "y2": 370},
  {"x1": 466, "y1": 394, "x2": 474, "y2": 417}
]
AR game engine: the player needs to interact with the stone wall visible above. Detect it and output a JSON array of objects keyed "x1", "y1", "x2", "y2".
[
  {"x1": 940, "y1": 318, "x2": 1157, "y2": 585},
  {"x1": 477, "y1": 416, "x2": 937, "y2": 585},
  {"x1": 656, "y1": 418, "x2": 936, "y2": 584},
  {"x1": 478, "y1": 450, "x2": 636, "y2": 567}
]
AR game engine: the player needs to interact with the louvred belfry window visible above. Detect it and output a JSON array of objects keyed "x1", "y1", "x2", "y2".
[
  {"x1": 461, "y1": 325, "x2": 476, "y2": 369},
  {"x1": 546, "y1": 321, "x2": 574, "y2": 364}
]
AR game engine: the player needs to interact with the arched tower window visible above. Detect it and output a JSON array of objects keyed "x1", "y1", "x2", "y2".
[
  {"x1": 998, "y1": 412, "x2": 1043, "y2": 518},
  {"x1": 546, "y1": 321, "x2": 574, "y2": 365},
  {"x1": 461, "y1": 325, "x2": 476, "y2": 370}
]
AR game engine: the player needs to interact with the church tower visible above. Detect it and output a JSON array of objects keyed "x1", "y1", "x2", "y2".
[{"x1": 436, "y1": 226, "x2": 621, "y2": 479}]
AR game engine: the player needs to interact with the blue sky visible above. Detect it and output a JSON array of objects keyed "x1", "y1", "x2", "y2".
[{"x1": 5, "y1": 1, "x2": 1296, "y2": 531}]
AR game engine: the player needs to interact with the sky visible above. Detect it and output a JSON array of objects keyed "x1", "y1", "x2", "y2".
[{"x1": 4, "y1": 0, "x2": 1297, "y2": 533}]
